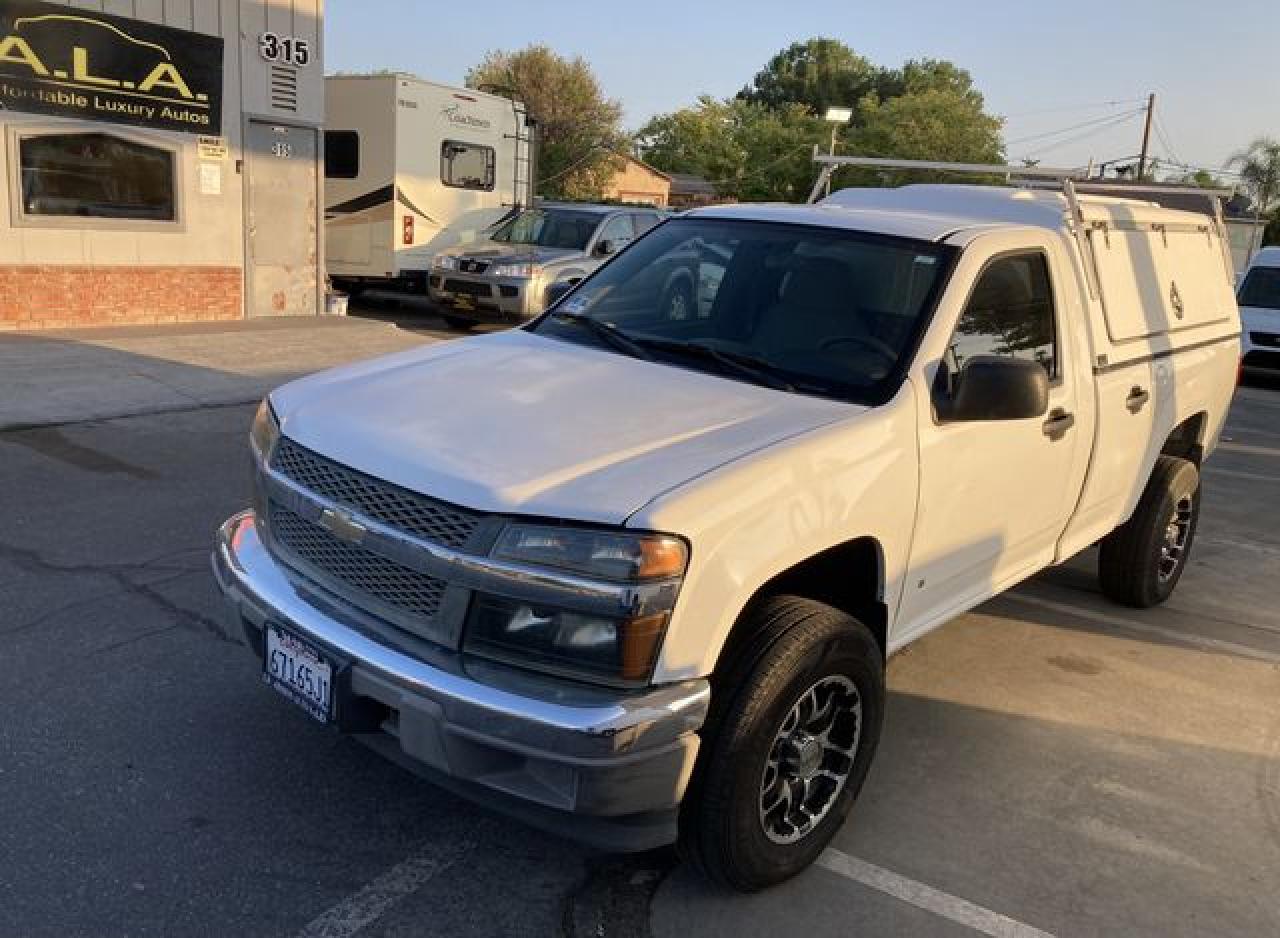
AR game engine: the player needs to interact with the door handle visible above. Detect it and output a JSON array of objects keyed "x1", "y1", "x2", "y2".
[
  {"x1": 1126, "y1": 386, "x2": 1150, "y2": 413},
  {"x1": 1042, "y1": 408, "x2": 1075, "y2": 440}
]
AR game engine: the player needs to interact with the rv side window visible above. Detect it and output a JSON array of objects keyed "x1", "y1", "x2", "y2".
[
  {"x1": 441, "y1": 141, "x2": 496, "y2": 191},
  {"x1": 325, "y1": 131, "x2": 360, "y2": 179}
]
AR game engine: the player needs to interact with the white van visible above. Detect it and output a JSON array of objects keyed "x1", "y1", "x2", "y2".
[
  {"x1": 1237, "y1": 245, "x2": 1280, "y2": 372},
  {"x1": 324, "y1": 74, "x2": 534, "y2": 294}
]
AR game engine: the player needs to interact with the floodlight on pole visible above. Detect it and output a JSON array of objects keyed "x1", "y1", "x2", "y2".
[{"x1": 822, "y1": 107, "x2": 853, "y2": 196}]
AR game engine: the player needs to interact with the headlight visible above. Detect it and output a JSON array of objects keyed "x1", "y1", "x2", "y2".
[
  {"x1": 464, "y1": 594, "x2": 669, "y2": 686},
  {"x1": 250, "y1": 397, "x2": 280, "y2": 462},
  {"x1": 467, "y1": 524, "x2": 689, "y2": 685},
  {"x1": 491, "y1": 262, "x2": 539, "y2": 279},
  {"x1": 492, "y1": 524, "x2": 688, "y2": 581},
  {"x1": 432, "y1": 254, "x2": 458, "y2": 271}
]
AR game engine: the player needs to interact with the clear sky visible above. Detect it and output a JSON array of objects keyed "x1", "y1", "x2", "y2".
[{"x1": 326, "y1": 0, "x2": 1278, "y2": 178}]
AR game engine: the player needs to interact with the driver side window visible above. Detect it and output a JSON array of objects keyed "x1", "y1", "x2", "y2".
[
  {"x1": 594, "y1": 215, "x2": 635, "y2": 251},
  {"x1": 948, "y1": 253, "x2": 1058, "y2": 378}
]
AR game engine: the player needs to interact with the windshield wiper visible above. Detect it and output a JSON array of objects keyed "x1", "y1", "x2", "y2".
[
  {"x1": 635, "y1": 337, "x2": 796, "y2": 392},
  {"x1": 550, "y1": 312, "x2": 653, "y2": 361}
]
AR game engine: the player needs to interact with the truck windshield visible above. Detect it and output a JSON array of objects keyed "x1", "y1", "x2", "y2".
[
  {"x1": 1238, "y1": 266, "x2": 1280, "y2": 310},
  {"x1": 489, "y1": 208, "x2": 600, "y2": 250},
  {"x1": 530, "y1": 217, "x2": 955, "y2": 405}
]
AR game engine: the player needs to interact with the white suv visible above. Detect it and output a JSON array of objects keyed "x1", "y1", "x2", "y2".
[
  {"x1": 215, "y1": 182, "x2": 1239, "y2": 890},
  {"x1": 1238, "y1": 245, "x2": 1280, "y2": 372}
]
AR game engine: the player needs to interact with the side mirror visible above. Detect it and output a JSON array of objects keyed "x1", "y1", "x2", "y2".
[
  {"x1": 544, "y1": 281, "x2": 575, "y2": 308},
  {"x1": 594, "y1": 239, "x2": 620, "y2": 257},
  {"x1": 940, "y1": 355, "x2": 1049, "y2": 421}
]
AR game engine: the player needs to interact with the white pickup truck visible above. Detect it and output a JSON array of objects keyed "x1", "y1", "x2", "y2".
[{"x1": 214, "y1": 171, "x2": 1240, "y2": 891}]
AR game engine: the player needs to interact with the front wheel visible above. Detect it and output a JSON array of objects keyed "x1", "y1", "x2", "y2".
[
  {"x1": 679, "y1": 596, "x2": 884, "y2": 892},
  {"x1": 1098, "y1": 454, "x2": 1201, "y2": 607}
]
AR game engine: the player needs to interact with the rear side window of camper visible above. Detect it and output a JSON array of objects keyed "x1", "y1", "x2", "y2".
[
  {"x1": 442, "y1": 141, "x2": 496, "y2": 191},
  {"x1": 325, "y1": 131, "x2": 360, "y2": 179}
]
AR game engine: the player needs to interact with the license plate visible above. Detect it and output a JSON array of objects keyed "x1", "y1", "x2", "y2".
[
  {"x1": 451, "y1": 295, "x2": 475, "y2": 310},
  {"x1": 264, "y1": 625, "x2": 334, "y2": 723}
]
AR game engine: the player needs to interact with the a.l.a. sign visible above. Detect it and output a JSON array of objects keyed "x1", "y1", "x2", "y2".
[{"x1": 0, "y1": 0, "x2": 223, "y2": 134}]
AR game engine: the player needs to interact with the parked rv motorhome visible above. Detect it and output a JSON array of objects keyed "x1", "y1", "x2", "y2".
[{"x1": 324, "y1": 74, "x2": 535, "y2": 293}]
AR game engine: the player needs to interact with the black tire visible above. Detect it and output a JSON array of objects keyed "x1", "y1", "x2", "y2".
[
  {"x1": 442, "y1": 315, "x2": 476, "y2": 333},
  {"x1": 679, "y1": 596, "x2": 884, "y2": 892},
  {"x1": 661, "y1": 279, "x2": 695, "y2": 320},
  {"x1": 1098, "y1": 454, "x2": 1201, "y2": 608}
]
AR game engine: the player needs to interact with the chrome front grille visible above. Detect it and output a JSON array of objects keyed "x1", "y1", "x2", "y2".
[
  {"x1": 270, "y1": 506, "x2": 447, "y2": 622},
  {"x1": 271, "y1": 437, "x2": 481, "y2": 549}
]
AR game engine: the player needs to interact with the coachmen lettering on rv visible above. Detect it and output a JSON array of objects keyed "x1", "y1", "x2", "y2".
[{"x1": 0, "y1": 0, "x2": 223, "y2": 134}]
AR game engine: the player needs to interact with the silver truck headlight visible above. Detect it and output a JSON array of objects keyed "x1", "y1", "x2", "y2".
[
  {"x1": 492, "y1": 524, "x2": 688, "y2": 581},
  {"x1": 491, "y1": 262, "x2": 539, "y2": 279},
  {"x1": 464, "y1": 595, "x2": 670, "y2": 686},
  {"x1": 464, "y1": 524, "x2": 689, "y2": 685},
  {"x1": 250, "y1": 398, "x2": 280, "y2": 463}
]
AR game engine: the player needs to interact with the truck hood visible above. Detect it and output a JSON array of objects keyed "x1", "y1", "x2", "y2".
[
  {"x1": 444, "y1": 241, "x2": 584, "y2": 266},
  {"x1": 271, "y1": 330, "x2": 859, "y2": 525}
]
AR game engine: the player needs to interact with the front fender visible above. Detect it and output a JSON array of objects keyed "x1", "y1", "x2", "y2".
[{"x1": 631, "y1": 382, "x2": 921, "y2": 682}]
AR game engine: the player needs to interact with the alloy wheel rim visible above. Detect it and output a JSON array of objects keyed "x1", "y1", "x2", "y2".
[
  {"x1": 758, "y1": 674, "x2": 862, "y2": 845},
  {"x1": 1158, "y1": 493, "x2": 1195, "y2": 583}
]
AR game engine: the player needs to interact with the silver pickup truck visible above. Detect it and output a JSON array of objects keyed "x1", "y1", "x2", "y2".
[{"x1": 427, "y1": 203, "x2": 665, "y2": 330}]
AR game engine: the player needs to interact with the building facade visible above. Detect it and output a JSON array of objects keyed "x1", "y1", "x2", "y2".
[
  {"x1": 0, "y1": 0, "x2": 324, "y2": 329},
  {"x1": 601, "y1": 154, "x2": 669, "y2": 207}
]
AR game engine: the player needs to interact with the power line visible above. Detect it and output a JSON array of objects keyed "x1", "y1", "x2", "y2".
[
  {"x1": 1001, "y1": 98, "x2": 1147, "y2": 120},
  {"x1": 1015, "y1": 111, "x2": 1145, "y2": 160},
  {"x1": 1152, "y1": 113, "x2": 1184, "y2": 168},
  {"x1": 1004, "y1": 107, "x2": 1146, "y2": 148}
]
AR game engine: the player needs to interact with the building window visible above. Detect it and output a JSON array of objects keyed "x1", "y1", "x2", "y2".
[
  {"x1": 18, "y1": 133, "x2": 176, "y2": 222},
  {"x1": 441, "y1": 140, "x2": 495, "y2": 191},
  {"x1": 325, "y1": 130, "x2": 360, "y2": 179}
]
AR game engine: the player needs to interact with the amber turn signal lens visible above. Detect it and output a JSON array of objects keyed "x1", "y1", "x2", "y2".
[
  {"x1": 637, "y1": 537, "x2": 688, "y2": 579},
  {"x1": 620, "y1": 613, "x2": 670, "y2": 681}
]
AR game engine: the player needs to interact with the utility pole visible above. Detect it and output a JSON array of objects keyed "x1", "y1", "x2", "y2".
[{"x1": 1137, "y1": 92, "x2": 1156, "y2": 180}]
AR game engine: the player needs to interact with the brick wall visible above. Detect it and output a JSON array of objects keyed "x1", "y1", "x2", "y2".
[{"x1": 0, "y1": 266, "x2": 243, "y2": 330}]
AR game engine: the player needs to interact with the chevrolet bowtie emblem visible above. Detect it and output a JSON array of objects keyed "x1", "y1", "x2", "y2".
[{"x1": 318, "y1": 507, "x2": 367, "y2": 544}]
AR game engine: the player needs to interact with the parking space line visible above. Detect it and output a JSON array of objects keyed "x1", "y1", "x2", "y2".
[
  {"x1": 1218, "y1": 441, "x2": 1280, "y2": 458},
  {"x1": 1205, "y1": 465, "x2": 1280, "y2": 484},
  {"x1": 818, "y1": 849, "x2": 1057, "y2": 938},
  {"x1": 295, "y1": 838, "x2": 477, "y2": 938},
  {"x1": 1004, "y1": 594, "x2": 1280, "y2": 665}
]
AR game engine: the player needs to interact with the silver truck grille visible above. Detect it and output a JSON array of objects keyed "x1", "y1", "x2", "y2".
[
  {"x1": 271, "y1": 437, "x2": 481, "y2": 549},
  {"x1": 269, "y1": 506, "x2": 447, "y2": 622}
]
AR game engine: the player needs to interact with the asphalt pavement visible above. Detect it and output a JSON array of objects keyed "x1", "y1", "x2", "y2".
[{"x1": 0, "y1": 320, "x2": 1277, "y2": 937}]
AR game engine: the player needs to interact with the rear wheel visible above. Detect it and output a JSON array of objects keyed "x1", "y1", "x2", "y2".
[
  {"x1": 1098, "y1": 454, "x2": 1201, "y2": 607},
  {"x1": 679, "y1": 596, "x2": 884, "y2": 892}
]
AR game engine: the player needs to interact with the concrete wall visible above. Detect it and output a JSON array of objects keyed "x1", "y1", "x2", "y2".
[{"x1": 0, "y1": 0, "x2": 324, "y2": 329}]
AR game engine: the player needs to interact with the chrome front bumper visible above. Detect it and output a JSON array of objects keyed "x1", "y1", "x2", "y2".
[{"x1": 212, "y1": 510, "x2": 709, "y2": 851}]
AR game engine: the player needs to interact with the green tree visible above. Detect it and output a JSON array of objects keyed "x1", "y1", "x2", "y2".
[
  {"x1": 466, "y1": 45, "x2": 626, "y2": 199},
  {"x1": 652, "y1": 38, "x2": 1005, "y2": 199},
  {"x1": 737, "y1": 38, "x2": 878, "y2": 115},
  {"x1": 847, "y1": 88, "x2": 1005, "y2": 184},
  {"x1": 638, "y1": 98, "x2": 825, "y2": 202},
  {"x1": 1177, "y1": 169, "x2": 1226, "y2": 189},
  {"x1": 1228, "y1": 137, "x2": 1280, "y2": 215}
]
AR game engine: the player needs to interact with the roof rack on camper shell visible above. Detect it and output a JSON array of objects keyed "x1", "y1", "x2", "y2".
[{"x1": 807, "y1": 153, "x2": 1238, "y2": 298}]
